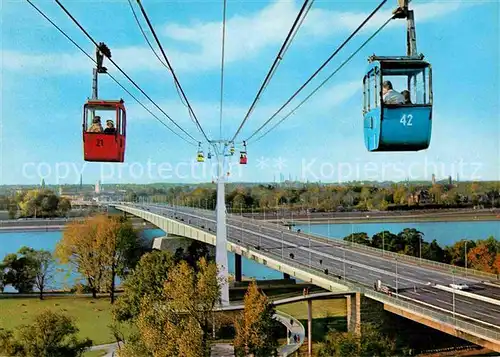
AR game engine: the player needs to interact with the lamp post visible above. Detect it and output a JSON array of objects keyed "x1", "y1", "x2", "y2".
[
  {"x1": 419, "y1": 237, "x2": 422, "y2": 264},
  {"x1": 395, "y1": 258, "x2": 399, "y2": 297},
  {"x1": 465, "y1": 240, "x2": 468, "y2": 276},
  {"x1": 452, "y1": 269, "x2": 456, "y2": 322},
  {"x1": 281, "y1": 230, "x2": 284, "y2": 259},
  {"x1": 309, "y1": 235, "x2": 312, "y2": 268},
  {"x1": 343, "y1": 250, "x2": 346, "y2": 280},
  {"x1": 382, "y1": 231, "x2": 385, "y2": 256}
]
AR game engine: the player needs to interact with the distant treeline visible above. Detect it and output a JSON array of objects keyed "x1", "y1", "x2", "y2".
[{"x1": 121, "y1": 181, "x2": 499, "y2": 212}]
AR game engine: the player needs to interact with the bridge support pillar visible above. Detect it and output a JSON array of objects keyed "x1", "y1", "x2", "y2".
[
  {"x1": 283, "y1": 272, "x2": 291, "y2": 280},
  {"x1": 346, "y1": 293, "x2": 361, "y2": 336},
  {"x1": 307, "y1": 299, "x2": 312, "y2": 356},
  {"x1": 234, "y1": 254, "x2": 242, "y2": 282}
]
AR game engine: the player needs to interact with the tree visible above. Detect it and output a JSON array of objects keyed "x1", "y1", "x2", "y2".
[
  {"x1": 397, "y1": 228, "x2": 424, "y2": 256},
  {"x1": 0, "y1": 265, "x2": 5, "y2": 293},
  {"x1": 113, "y1": 250, "x2": 174, "y2": 322},
  {"x1": 444, "y1": 239, "x2": 476, "y2": 267},
  {"x1": 422, "y1": 239, "x2": 445, "y2": 263},
  {"x1": 0, "y1": 310, "x2": 92, "y2": 357},
  {"x1": 371, "y1": 231, "x2": 398, "y2": 250},
  {"x1": 104, "y1": 217, "x2": 144, "y2": 303},
  {"x1": 234, "y1": 281, "x2": 280, "y2": 357},
  {"x1": 467, "y1": 238, "x2": 497, "y2": 274},
  {"x1": 494, "y1": 254, "x2": 500, "y2": 274},
  {"x1": 58, "y1": 198, "x2": 72, "y2": 217},
  {"x1": 343, "y1": 233, "x2": 370, "y2": 246},
  {"x1": 57, "y1": 215, "x2": 143, "y2": 301},
  {"x1": 317, "y1": 324, "x2": 395, "y2": 357},
  {"x1": 121, "y1": 258, "x2": 220, "y2": 357},
  {"x1": 2, "y1": 248, "x2": 37, "y2": 293},
  {"x1": 17, "y1": 247, "x2": 54, "y2": 299}
]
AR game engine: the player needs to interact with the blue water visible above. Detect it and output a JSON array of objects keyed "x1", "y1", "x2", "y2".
[
  {"x1": 294, "y1": 220, "x2": 500, "y2": 246},
  {"x1": 1, "y1": 220, "x2": 498, "y2": 291}
]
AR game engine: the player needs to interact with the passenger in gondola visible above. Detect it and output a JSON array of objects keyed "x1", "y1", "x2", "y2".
[
  {"x1": 88, "y1": 116, "x2": 103, "y2": 133},
  {"x1": 401, "y1": 90, "x2": 412, "y2": 104},
  {"x1": 382, "y1": 80, "x2": 405, "y2": 104},
  {"x1": 104, "y1": 119, "x2": 116, "y2": 134}
]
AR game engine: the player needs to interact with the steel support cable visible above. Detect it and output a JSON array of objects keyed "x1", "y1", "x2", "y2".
[
  {"x1": 244, "y1": 0, "x2": 388, "y2": 142},
  {"x1": 249, "y1": 17, "x2": 393, "y2": 144},
  {"x1": 134, "y1": 0, "x2": 211, "y2": 143},
  {"x1": 219, "y1": 0, "x2": 228, "y2": 140},
  {"x1": 27, "y1": 0, "x2": 197, "y2": 146},
  {"x1": 126, "y1": 0, "x2": 189, "y2": 109},
  {"x1": 53, "y1": 0, "x2": 199, "y2": 143},
  {"x1": 231, "y1": 0, "x2": 313, "y2": 142}
]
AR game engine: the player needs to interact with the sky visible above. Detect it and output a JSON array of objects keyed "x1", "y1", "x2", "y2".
[{"x1": 0, "y1": 0, "x2": 499, "y2": 186}]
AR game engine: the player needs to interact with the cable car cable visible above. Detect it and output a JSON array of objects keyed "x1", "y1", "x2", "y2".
[
  {"x1": 249, "y1": 16, "x2": 393, "y2": 144},
  {"x1": 126, "y1": 0, "x2": 188, "y2": 109},
  {"x1": 53, "y1": 0, "x2": 200, "y2": 143},
  {"x1": 219, "y1": 0, "x2": 228, "y2": 140},
  {"x1": 244, "y1": 0, "x2": 388, "y2": 142},
  {"x1": 26, "y1": 0, "x2": 197, "y2": 146},
  {"x1": 230, "y1": 0, "x2": 313, "y2": 143},
  {"x1": 134, "y1": 0, "x2": 211, "y2": 144}
]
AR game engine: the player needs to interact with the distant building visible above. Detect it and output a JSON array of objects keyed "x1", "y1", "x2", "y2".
[
  {"x1": 431, "y1": 174, "x2": 436, "y2": 185},
  {"x1": 95, "y1": 180, "x2": 101, "y2": 194},
  {"x1": 41, "y1": 178, "x2": 46, "y2": 188},
  {"x1": 448, "y1": 175, "x2": 452, "y2": 185}
]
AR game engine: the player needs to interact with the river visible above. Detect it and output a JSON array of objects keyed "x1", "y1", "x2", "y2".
[{"x1": 1, "y1": 220, "x2": 498, "y2": 291}]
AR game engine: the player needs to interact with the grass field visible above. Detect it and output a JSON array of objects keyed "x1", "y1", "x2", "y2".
[
  {"x1": 0, "y1": 296, "x2": 117, "y2": 345},
  {"x1": 277, "y1": 298, "x2": 347, "y2": 341}
]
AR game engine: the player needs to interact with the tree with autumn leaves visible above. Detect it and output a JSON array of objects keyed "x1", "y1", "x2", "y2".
[
  {"x1": 56, "y1": 214, "x2": 145, "y2": 301},
  {"x1": 234, "y1": 281, "x2": 280, "y2": 357},
  {"x1": 466, "y1": 236, "x2": 500, "y2": 274},
  {"x1": 118, "y1": 257, "x2": 221, "y2": 357}
]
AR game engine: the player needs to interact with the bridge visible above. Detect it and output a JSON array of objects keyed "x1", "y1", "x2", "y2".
[{"x1": 113, "y1": 203, "x2": 500, "y2": 352}]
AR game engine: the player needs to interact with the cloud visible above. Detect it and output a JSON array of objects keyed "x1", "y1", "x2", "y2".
[{"x1": 2, "y1": 0, "x2": 474, "y2": 75}]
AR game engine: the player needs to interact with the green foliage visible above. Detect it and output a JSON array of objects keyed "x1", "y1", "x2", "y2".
[
  {"x1": 2, "y1": 247, "x2": 37, "y2": 293},
  {"x1": 16, "y1": 189, "x2": 71, "y2": 218},
  {"x1": 173, "y1": 240, "x2": 213, "y2": 269},
  {"x1": 343, "y1": 233, "x2": 370, "y2": 245},
  {"x1": 120, "y1": 258, "x2": 220, "y2": 357},
  {"x1": 19, "y1": 247, "x2": 54, "y2": 299},
  {"x1": 317, "y1": 323, "x2": 395, "y2": 357},
  {"x1": 113, "y1": 250, "x2": 175, "y2": 322},
  {"x1": 118, "y1": 181, "x2": 500, "y2": 212},
  {"x1": 343, "y1": 229, "x2": 499, "y2": 274},
  {"x1": 0, "y1": 310, "x2": 92, "y2": 357},
  {"x1": 234, "y1": 282, "x2": 280, "y2": 357}
]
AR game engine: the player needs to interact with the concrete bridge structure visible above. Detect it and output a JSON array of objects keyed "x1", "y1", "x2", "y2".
[{"x1": 113, "y1": 203, "x2": 500, "y2": 353}]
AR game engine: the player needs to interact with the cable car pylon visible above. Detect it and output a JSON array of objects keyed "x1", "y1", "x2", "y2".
[{"x1": 211, "y1": 140, "x2": 233, "y2": 306}]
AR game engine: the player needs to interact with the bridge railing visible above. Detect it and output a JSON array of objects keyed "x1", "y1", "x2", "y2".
[
  {"x1": 124, "y1": 204, "x2": 499, "y2": 281},
  {"x1": 228, "y1": 212, "x2": 499, "y2": 281},
  {"x1": 116, "y1": 205, "x2": 500, "y2": 343},
  {"x1": 253, "y1": 247, "x2": 500, "y2": 343}
]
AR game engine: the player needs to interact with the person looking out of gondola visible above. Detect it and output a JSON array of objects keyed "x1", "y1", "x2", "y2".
[
  {"x1": 401, "y1": 90, "x2": 412, "y2": 104},
  {"x1": 104, "y1": 119, "x2": 116, "y2": 134},
  {"x1": 382, "y1": 80, "x2": 405, "y2": 104},
  {"x1": 88, "y1": 116, "x2": 103, "y2": 133}
]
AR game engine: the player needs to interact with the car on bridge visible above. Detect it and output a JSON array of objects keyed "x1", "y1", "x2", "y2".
[{"x1": 450, "y1": 283, "x2": 469, "y2": 291}]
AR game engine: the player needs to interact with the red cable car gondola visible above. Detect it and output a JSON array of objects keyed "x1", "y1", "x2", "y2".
[
  {"x1": 82, "y1": 42, "x2": 126, "y2": 162},
  {"x1": 83, "y1": 99, "x2": 126, "y2": 162}
]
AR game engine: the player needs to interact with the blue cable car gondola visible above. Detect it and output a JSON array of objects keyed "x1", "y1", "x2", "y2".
[{"x1": 363, "y1": 0, "x2": 433, "y2": 152}]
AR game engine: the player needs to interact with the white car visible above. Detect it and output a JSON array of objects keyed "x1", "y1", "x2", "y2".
[{"x1": 450, "y1": 283, "x2": 469, "y2": 291}]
